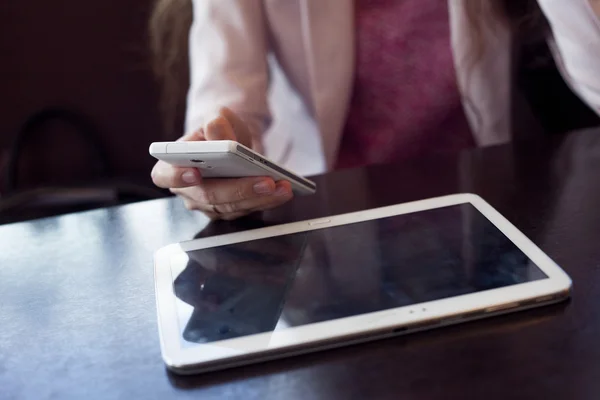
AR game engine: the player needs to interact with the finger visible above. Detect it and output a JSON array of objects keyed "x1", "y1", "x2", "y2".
[
  {"x1": 209, "y1": 180, "x2": 293, "y2": 215},
  {"x1": 172, "y1": 180, "x2": 292, "y2": 220},
  {"x1": 172, "y1": 188, "x2": 247, "y2": 220},
  {"x1": 204, "y1": 115, "x2": 237, "y2": 141},
  {"x1": 171, "y1": 188, "x2": 197, "y2": 209},
  {"x1": 174, "y1": 189, "x2": 219, "y2": 217},
  {"x1": 188, "y1": 176, "x2": 277, "y2": 206},
  {"x1": 151, "y1": 161, "x2": 201, "y2": 189},
  {"x1": 179, "y1": 191, "x2": 252, "y2": 220},
  {"x1": 249, "y1": 180, "x2": 293, "y2": 211},
  {"x1": 219, "y1": 107, "x2": 253, "y2": 148},
  {"x1": 178, "y1": 127, "x2": 205, "y2": 142}
]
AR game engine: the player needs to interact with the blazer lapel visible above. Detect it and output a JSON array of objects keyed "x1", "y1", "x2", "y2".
[
  {"x1": 299, "y1": 0, "x2": 355, "y2": 169},
  {"x1": 449, "y1": 0, "x2": 513, "y2": 146}
]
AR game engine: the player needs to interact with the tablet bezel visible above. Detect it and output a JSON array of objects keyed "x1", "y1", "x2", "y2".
[{"x1": 154, "y1": 193, "x2": 572, "y2": 373}]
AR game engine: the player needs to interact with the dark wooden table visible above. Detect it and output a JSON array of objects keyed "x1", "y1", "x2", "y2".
[{"x1": 2, "y1": 129, "x2": 600, "y2": 400}]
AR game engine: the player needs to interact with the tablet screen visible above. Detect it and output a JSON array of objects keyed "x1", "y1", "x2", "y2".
[{"x1": 171, "y1": 204, "x2": 547, "y2": 346}]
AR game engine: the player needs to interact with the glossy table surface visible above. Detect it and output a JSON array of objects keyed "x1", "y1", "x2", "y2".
[{"x1": 2, "y1": 129, "x2": 600, "y2": 400}]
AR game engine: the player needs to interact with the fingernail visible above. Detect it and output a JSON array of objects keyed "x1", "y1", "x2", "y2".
[
  {"x1": 253, "y1": 181, "x2": 273, "y2": 194},
  {"x1": 182, "y1": 171, "x2": 197, "y2": 184},
  {"x1": 274, "y1": 186, "x2": 290, "y2": 197}
]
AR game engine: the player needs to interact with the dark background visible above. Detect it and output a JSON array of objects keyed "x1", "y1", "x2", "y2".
[{"x1": 0, "y1": 1, "x2": 172, "y2": 193}]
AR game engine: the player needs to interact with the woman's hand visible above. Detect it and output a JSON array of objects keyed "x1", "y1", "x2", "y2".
[{"x1": 151, "y1": 107, "x2": 293, "y2": 220}]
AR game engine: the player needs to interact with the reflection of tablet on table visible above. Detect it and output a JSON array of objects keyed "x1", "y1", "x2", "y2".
[{"x1": 154, "y1": 194, "x2": 572, "y2": 375}]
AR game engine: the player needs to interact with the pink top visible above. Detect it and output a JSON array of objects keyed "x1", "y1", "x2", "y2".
[{"x1": 336, "y1": 0, "x2": 475, "y2": 169}]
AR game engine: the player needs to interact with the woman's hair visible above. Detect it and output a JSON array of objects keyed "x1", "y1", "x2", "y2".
[
  {"x1": 148, "y1": 0, "x2": 547, "y2": 137},
  {"x1": 464, "y1": 0, "x2": 548, "y2": 68},
  {"x1": 149, "y1": 0, "x2": 193, "y2": 138}
]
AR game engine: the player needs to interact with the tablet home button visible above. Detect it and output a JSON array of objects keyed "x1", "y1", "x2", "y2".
[{"x1": 309, "y1": 219, "x2": 331, "y2": 226}]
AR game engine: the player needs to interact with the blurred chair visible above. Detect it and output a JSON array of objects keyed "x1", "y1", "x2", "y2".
[{"x1": 0, "y1": 0, "x2": 178, "y2": 224}]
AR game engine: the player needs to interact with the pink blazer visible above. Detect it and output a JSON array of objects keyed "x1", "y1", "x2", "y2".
[{"x1": 186, "y1": 0, "x2": 600, "y2": 174}]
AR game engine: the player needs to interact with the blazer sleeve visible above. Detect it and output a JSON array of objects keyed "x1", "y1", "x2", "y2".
[
  {"x1": 538, "y1": 0, "x2": 600, "y2": 115},
  {"x1": 186, "y1": 0, "x2": 271, "y2": 151}
]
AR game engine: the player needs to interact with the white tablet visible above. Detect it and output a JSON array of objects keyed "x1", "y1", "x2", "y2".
[{"x1": 154, "y1": 193, "x2": 572, "y2": 374}]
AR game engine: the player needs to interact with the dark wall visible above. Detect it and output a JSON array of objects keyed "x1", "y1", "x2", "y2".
[{"x1": 0, "y1": 1, "x2": 170, "y2": 191}]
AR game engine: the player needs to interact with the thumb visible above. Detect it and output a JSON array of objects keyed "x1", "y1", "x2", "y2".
[
  {"x1": 177, "y1": 128, "x2": 205, "y2": 142},
  {"x1": 204, "y1": 115, "x2": 237, "y2": 142},
  {"x1": 220, "y1": 107, "x2": 254, "y2": 148}
]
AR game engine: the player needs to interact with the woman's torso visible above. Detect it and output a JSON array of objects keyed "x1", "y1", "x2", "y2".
[
  {"x1": 262, "y1": 0, "x2": 513, "y2": 173},
  {"x1": 202, "y1": 0, "x2": 600, "y2": 174},
  {"x1": 336, "y1": 0, "x2": 475, "y2": 170}
]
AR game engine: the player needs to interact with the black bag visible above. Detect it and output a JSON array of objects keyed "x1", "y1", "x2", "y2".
[{"x1": 0, "y1": 107, "x2": 166, "y2": 224}]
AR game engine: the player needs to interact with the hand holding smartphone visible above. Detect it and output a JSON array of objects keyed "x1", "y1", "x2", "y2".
[
  {"x1": 149, "y1": 107, "x2": 314, "y2": 220},
  {"x1": 149, "y1": 140, "x2": 316, "y2": 195}
]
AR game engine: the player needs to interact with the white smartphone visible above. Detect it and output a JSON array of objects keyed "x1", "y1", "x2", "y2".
[
  {"x1": 149, "y1": 140, "x2": 316, "y2": 195},
  {"x1": 153, "y1": 193, "x2": 572, "y2": 375}
]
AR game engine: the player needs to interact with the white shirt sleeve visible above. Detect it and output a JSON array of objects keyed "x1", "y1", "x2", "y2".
[
  {"x1": 186, "y1": 0, "x2": 272, "y2": 151},
  {"x1": 538, "y1": 0, "x2": 600, "y2": 115}
]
